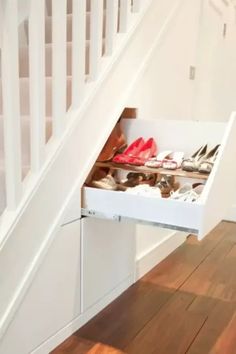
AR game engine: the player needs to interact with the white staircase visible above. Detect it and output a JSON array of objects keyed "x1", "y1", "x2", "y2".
[
  {"x1": 0, "y1": 0, "x2": 188, "y2": 352},
  {"x1": 0, "y1": 0, "x2": 157, "y2": 230}
]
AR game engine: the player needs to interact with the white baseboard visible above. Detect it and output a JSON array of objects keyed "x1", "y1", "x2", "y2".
[
  {"x1": 31, "y1": 275, "x2": 133, "y2": 354},
  {"x1": 135, "y1": 231, "x2": 187, "y2": 280}
]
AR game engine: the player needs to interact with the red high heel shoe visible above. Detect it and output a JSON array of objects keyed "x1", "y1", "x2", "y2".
[
  {"x1": 128, "y1": 138, "x2": 157, "y2": 166},
  {"x1": 113, "y1": 137, "x2": 145, "y2": 164}
]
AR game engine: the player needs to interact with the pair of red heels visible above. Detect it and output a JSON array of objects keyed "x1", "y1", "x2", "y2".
[{"x1": 113, "y1": 137, "x2": 157, "y2": 166}]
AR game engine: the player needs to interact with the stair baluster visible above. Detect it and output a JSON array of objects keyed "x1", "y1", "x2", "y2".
[
  {"x1": 105, "y1": 0, "x2": 119, "y2": 55},
  {"x1": 89, "y1": 0, "x2": 104, "y2": 80},
  {"x1": 29, "y1": 0, "x2": 46, "y2": 171},
  {"x1": 132, "y1": 0, "x2": 141, "y2": 13},
  {"x1": 72, "y1": 0, "x2": 86, "y2": 107},
  {"x1": 119, "y1": 0, "x2": 130, "y2": 33},
  {"x1": 1, "y1": 0, "x2": 22, "y2": 210},
  {"x1": 52, "y1": 0, "x2": 67, "y2": 137}
]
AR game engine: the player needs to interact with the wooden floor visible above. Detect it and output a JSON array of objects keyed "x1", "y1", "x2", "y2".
[{"x1": 52, "y1": 221, "x2": 236, "y2": 354}]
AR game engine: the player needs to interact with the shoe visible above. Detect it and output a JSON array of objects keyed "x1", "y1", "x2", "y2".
[
  {"x1": 184, "y1": 185, "x2": 204, "y2": 202},
  {"x1": 91, "y1": 174, "x2": 117, "y2": 190},
  {"x1": 113, "y1": 137, "x2": 145, "y2": 164},
  {"x1": 162, "y1": 152, "x2": 184, "y2": 170},
  {"x1": 128, "y1": 138, "x2": 158, "y2": 166},
  {"x1": 170, "y1": 183, "x2": 192, "y2": 200},
  {"x1": 198, "y1": 144, "x2": 220, "y2": 174},
  {"x1": 97, "y1": 120, "x2": 127, "y2": 162},
  {"x1": 182, "y1": 144, "x2": 208, "y2": 172},
  {"x1": 155, "y1": 176, "x2": 173, "y2": 198},
  {"x1": 145, "y1": 150, "x2": 172, "y2": 168},
  {"x1": 125, "y1": 184, "x2": 162, "y2": 198},
  {"x1": 121, "y1": 172, "x2": 157, "y2": 187},
  {"x1": 171, "y1": 184, "x2": 204, "y2": 202}
]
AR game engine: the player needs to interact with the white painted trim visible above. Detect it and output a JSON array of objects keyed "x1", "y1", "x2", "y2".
[
  {"x1": 30, "y1": 275, "x2": 133, "y2": 354},
  {"x1": 135, "y1": 231, "x2": 187, "y2": 280}
]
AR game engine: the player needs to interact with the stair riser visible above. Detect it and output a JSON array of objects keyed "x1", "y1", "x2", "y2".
[
  {"x1": 0, "y1": 78, "x2": 72, "y2": 116},
  {"x1": 0, "y1": 117, "x2": 52, "y2": 165},
  {"x1": 46, "y1": 0, "x2": 94, "y2": 16},
  {"x1": 18, "y1": 42, "x2": 90, "y2": 78},
  {"x1": 45, "y1": 13, "x2": 106, "y2": 44},
  {"x1": 24, "y1": 13, "x2": 106, "y2": 45}
]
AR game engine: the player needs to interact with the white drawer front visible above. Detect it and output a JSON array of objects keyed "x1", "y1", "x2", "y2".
[{"x1": 82, "y1": 187, "x2": 204, "y2": 235}]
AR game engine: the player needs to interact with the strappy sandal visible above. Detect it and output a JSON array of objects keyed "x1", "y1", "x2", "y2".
[
  {"x1": 145, "y1": 150, "x2": 172, "y2": 168},
  {"x1": 182, "y1": 144, "x2": 208, "y2": 172},
  {"x1": 170, "y1": 184, "x2": 204, "y2": 202},
  {"x1": 198, "y1": 144, "x2": 220, "y2": 174},
  {"x1": 162, "y1": 152, "x2": 184, "y2": 170}
]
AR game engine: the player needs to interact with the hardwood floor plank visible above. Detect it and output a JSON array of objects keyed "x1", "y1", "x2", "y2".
[
  {"x1": 50, "y1": 336, "x2": 95, "y2": 353},
  {"x1": 77, "y1": 282, "x2": 172, "y2": 350},
  {"x1": 125, "y1": 291, "x2": 206, "y2": 354},
  {"x1": 87, "y1": 343, "x2": 125, "y2": 354},
  {"x1": 142, "y1": 223, "x2": 227, "y2": 290},
  {"x1": 51, "y1": 336, "x2": 125, "y2": 354},
  {"x1": 181, "y1": 239, "x2": 236, "y2": 301},
  {"x1": 187, "y1": 296, "x2": 219, "y2": 317},
  {"x1": 187, "y1": 301, "x2": 236, "y2": 354},
  {"x1": 211, "y1": 313, "x2": 236, "y2": 354}
]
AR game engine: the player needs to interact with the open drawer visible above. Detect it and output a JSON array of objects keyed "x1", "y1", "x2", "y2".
[{"x1": 82, "y1": 113, "x2": 236, "y2": 240}]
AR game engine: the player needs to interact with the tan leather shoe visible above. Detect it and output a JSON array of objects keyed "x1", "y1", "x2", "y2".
[{"x1": 97, "y1": 121, "x2": 127, "y2": 162}]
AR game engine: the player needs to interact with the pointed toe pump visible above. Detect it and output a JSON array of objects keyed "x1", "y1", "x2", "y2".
[
  {"x1": 198, "y1": 144, "x2": 220, "y2": 174},
  {"x1": 128, "y1": 138, "x2": 158, "y2": 166},
  {"x1": 182, "y1": 144, "x2": 208, "y2": 172},
  {"x1": 113, "y1": 137, "x2": 145, "y2": 164}
]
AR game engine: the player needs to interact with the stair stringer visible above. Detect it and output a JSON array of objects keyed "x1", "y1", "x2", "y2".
[{"x1": 0, "y1": 0, "x2": 184, "y2": 345}]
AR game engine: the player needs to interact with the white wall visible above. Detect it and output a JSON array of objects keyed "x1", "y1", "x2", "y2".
[
  {"x1": 193, "y1": 0, "x2": 236, "y2": 122},
  {"x1": 127, "y1": 0, "x2": 202, "y2": 261},
  {"x1": 127, "y1": 0, "x2": 202, "y2": 120},
  {"x1": 193, "y1": 0, "x2": 236, "y2": 220}
]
